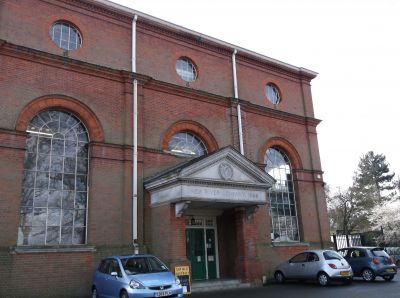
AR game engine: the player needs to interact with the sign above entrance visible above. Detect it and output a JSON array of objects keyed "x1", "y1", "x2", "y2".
[{"x1": 151, "y1": 184, "x2": 267, "y2": 206}]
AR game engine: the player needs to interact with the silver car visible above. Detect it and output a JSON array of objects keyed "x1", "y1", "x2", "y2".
[{"x1": 274, "y1": 250, "x2": 353, "y2": 286}]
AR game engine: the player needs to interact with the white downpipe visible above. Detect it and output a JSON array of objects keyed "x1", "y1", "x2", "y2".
[
  {"x1": 232, "y1": 49, "x2": 244, "y2": 155},
  {"x1": 132, "y1": 15, "x2": 139, "y2": 254}
]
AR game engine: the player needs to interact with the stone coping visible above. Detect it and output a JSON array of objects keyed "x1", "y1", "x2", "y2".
[
  {"x1": 10, "y1": 245, "x2": 96, "y2": 254},
  {"x1": 271, "y1": 242, "x2": 310, "y2": 247}
]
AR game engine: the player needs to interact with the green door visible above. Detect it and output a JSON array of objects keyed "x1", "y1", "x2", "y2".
[
  {"x1": 206, "y1": 229, "x2": 217, "y2": 279},
  {"x1": 186, "y1": 229, "x2": 206, "y2": 280}
]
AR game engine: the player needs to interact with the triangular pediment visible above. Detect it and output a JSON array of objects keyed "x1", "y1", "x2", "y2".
[
  {"x1": 180, "y1": 147, "x2": 274, "y2": 184},
  {"x1": 145, "y1": 146, "x2": 275, "y2": 190}
]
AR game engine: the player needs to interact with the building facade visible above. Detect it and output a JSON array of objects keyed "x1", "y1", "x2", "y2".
[{"x1": 0, "y1": 0, "x2": 331, "y2": 296}]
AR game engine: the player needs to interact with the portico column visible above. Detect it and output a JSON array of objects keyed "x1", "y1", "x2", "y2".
[{"x1": 234, "y1": 208, "x2": 262, "y2": 282}]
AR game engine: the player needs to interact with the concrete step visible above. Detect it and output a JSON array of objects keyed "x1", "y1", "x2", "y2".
[{"x1": 191, "y1": 279, "x2": 251, "y2": 293}]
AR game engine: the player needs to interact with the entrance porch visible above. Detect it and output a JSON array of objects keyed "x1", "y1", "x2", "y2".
[{"x1": 144, "y1": 147, "x2": 275, "y2": 282}]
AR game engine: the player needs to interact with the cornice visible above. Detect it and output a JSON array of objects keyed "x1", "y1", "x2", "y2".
[
  {"x1": 53, "y1": 0, "x2": 132, "y2": 23},
  {"x1": 238, "y1": 99, "x2": 321, "y2": 127},
  {"x1": 236, "y1": 53, "x2": 316, "y2": 82},
  {"x1": 137, "y1": 21, "x2": 232, "y2": 57},
  {"x1": 143, "y1": 78, "x2": 230, "y2": 108},
  {"x1": 0, "y1": 39, "x2": 151, "y2": 84}
]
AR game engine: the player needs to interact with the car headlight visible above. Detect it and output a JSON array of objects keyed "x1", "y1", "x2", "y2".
[
  {"x1": 175, "y1": 276, "x2": 181, "y2": 285},
  {"x1": 129, "y1": 279, "x2": 144, "y2": 289}
]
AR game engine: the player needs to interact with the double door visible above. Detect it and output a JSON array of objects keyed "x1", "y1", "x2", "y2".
[{"x1": 186, "y1": 225, "x2": 218, "y2": 280}]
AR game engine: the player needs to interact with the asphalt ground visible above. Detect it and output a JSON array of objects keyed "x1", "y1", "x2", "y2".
[{"x1": 189, "y1": 274, "x2": 400, "y2": 298}]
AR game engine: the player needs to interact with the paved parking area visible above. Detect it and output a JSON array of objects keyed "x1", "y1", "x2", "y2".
[{"x1": 190, "y1": 274, "x2": 400, "y2": 298}]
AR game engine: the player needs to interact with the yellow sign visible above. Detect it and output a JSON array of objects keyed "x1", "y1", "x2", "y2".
[{"x1": 175, "y1": 266, "x2": 191, "y2": 294}]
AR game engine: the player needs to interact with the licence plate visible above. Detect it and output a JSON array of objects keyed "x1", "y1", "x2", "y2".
[
  {"x1": 155, "y1": 290, "x2": 172, "y2": 297},
  {"x1": 386, "y1": 268, "x2": 394, "y2": 273},
  {"x1": 340, "y1": 271, "x2": 350, "y2": 276}
]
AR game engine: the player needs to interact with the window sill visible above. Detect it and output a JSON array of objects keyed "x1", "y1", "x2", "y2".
[
  {"x1": 272, "y1": 241, "x2": 309, "y2": 247},
  {"x1": 10, "y1": 245, "x2": 96, "y2": 254}
]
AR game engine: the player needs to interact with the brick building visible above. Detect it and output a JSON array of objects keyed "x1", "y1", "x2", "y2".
[{"x1": 0, "y1": 0, "x2": 331, "y2": 296}]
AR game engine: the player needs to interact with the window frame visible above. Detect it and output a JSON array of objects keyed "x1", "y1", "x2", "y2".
[
  {"x1": 175, "y1": 57, "x2": 198, "y2": 82},
  {"x1": 265, "y1": 147, "x2": 300, "y2": 243},
  {"x1": 18, "y1": 110, "x2": 89, "y2": 246},
  {"x1": 50, "y1": 21, "x2": 82, "y2": 51},
  {"x1": 265, "y1": 83, "x2": 281, "y2": 105},
  {"x1": 167, "y1": 131, "x2": 208, "y2": 157}
]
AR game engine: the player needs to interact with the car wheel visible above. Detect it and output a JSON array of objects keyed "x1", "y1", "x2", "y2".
[
  {"x1": 120, "y1": 290, "x2": 129, "y2": 298},
  {"x1": 274, "y1": 271, "x2": 285, "y2": 283},
  {"x1": 91, "y1": 287, "x2": 98, "y2": 298},
  {"x1": 383, "y1": 275, "x2": 394, "y2": 281},
  {"x1": 361, "y1": 268, "x2": 375, "y2": 282},
  {"x1": 317, "y1": 272, "x2": 330, "y2": 286}
]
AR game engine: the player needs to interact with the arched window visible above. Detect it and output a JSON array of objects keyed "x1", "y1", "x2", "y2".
[
  {"x1": 265, "y1": 147, "x2": 299, "y2": 242},
  {"x1": 168, "y1": 132, "x2": 207, "y2": 157},
  {"x1": 18, "y1": 110, "x2": 89, "y2": 245}
]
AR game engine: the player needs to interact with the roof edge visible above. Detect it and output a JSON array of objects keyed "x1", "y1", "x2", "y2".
[{"x1": 92, "y1": 0, "x2": 318, "y2": 79}]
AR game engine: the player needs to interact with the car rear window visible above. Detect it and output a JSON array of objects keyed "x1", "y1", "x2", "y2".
[
  {"x1": 371, "y1": 249, "x2": 390, "y2": 257},
  {"x1": 323, "y1": 251, "x2": 343, "y2": 260}
]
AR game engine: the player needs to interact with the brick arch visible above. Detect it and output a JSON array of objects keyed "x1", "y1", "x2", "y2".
[
  {"x1": 16, "y1": 95, "x2": 104, "y2": 142},
  {"x1": 162, "y1": 120, "x2": 218, "y2": 153},
  {"x1": 260, "y1": 137, "x2": 302, "y2": 170}
]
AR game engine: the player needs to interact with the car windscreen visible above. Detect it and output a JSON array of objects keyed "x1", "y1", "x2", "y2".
[
  {"x1": 371, "y1": 249, "x2": 390, "y2": 257},
  {"x1": 121, "y1": 257, "x2": 169, "y2": 275},
  {"x1": 323, "y1": 251, "x2": 343, "y2": 260}
]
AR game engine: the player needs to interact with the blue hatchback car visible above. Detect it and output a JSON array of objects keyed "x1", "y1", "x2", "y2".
[
  {"x1": 338, "y1": 247, "x2": 397, "y2": 281},
  {"x1": 91, "y1": 254, "x2": 184, "y2": 298}
]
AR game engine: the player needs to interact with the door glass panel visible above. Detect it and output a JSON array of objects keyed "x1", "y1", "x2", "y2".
[{"x1": 206, "y1": 229, "x2": 217, "y2": 279}]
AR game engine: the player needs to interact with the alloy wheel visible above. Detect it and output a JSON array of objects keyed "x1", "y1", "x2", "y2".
[
  {"x1": 318, "y1": 272, "x2": 329, "y2": 286},
  {"x1": 362, "y1": 268, "x2": 375, "y2": 282},
  {"x1": 275, "y1": 271, "x2": 285, "y2": 283}
]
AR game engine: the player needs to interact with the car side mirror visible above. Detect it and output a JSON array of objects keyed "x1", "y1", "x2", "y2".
[{"x1": 111, "y1": 272, "x2": 118, "y2": 277}]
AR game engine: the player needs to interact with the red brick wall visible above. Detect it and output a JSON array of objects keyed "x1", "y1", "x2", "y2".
[
  {"x1": 236, "y1": 59, "x2": 308, "y2": 116},
  {"x1": 0, "y1": 0, "x2": 132, "y2": 71},
  {"x1": 137, "y1": 27, "x2": 234, "y2": 97},
  {"x1": 1, "y1": 54, "x2": 127, "y2": 145},
  {"x1": 0, "y1": 132, "x2": 25, "y2": 246}
]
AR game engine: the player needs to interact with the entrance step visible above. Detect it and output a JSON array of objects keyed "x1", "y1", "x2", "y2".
[{"x1": 191, "y1": 279, "x2": 251, "y2": 293}]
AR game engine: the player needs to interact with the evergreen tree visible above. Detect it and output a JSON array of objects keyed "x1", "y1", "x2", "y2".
[
  {"x1": 353, "y1": 151, "x2": 395, "y2": 203},
  {"x1": 327, "y1": 151, "x2": 396, "y2": 234}
]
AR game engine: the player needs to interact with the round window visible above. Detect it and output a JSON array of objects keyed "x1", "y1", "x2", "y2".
[
  {"x1": 50, "y1": 22, "x2": 82, "y2": 51},
  {"x1": 176, "y1": 57, "x2": 197, "y2": 82},
  {"x1": 265, "y1": 83, "x2": 281, "y2": 105}
]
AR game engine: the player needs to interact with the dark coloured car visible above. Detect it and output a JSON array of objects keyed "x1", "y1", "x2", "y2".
[
  {"x1": 338, "y1": 247, "x2": 397, "y2": 281},
  {"x1": 91, "y1": 254, "x2": 183, "y2": 298},
  {"x1": 385, "y1": 247, "x2": 400, "y2": 267}
]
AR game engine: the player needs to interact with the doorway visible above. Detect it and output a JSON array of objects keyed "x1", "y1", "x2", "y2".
[{"x1": 186, "y1": 216, "x2": 219, "y2": 280}]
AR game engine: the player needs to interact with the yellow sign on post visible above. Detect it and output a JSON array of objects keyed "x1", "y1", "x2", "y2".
[{"x1": 175, "y1": 266, "x2": 191, "y2": 294}]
